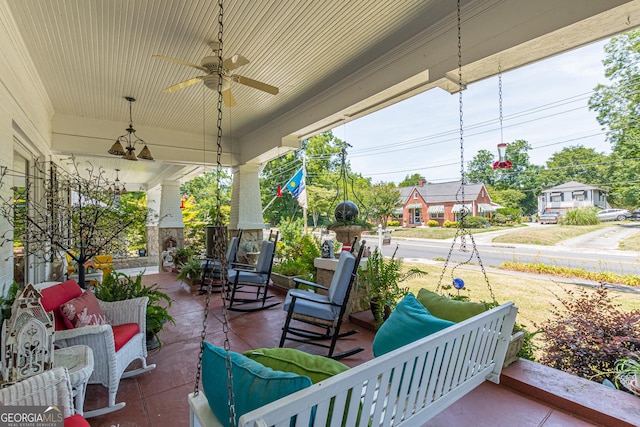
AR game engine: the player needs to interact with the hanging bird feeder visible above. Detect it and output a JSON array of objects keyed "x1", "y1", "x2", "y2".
[{"x1": 493, "y1": 142, "x2": 512, "y2": 170}]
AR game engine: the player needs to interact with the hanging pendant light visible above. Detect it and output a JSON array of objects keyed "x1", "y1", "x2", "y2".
[{"x1": 109, "y1": 97, "x2": 154, "y2": 161}]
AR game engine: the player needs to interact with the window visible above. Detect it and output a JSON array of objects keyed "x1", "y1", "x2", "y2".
[
  {"x1": 550, "y1": 192, "x2": 562, "y2": 202},
  {"x1": 413, "y1": 192, "x2": 418, "y2": 199},
  {"x1": 429, "y1": 212, "x2": 444, "y2": 219}
]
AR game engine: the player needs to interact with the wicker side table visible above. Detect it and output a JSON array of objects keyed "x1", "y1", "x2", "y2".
[{"x1": 55, "y1": 345, "x2": 94, "y2": 416}]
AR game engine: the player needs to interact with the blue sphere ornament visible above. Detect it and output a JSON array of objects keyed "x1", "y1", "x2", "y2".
[{"x1": 452, "y1": 278, "x2": 465, "y2": 290}]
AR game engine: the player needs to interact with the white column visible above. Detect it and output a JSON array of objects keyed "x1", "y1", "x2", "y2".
[
  {"x1": 229, "y1": 164, "x2": 265, "y2": 231},
  {"x1": 157, "y1": 180, "x2": 185, "y2": 229}
]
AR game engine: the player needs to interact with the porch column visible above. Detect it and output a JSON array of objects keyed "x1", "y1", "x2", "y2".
[
  {"x1": 150, "y1": 180, "x2": 185, "y2": 269},
  {"x1": 229, "y1": 163, "x2": 265, "y2": 244}
]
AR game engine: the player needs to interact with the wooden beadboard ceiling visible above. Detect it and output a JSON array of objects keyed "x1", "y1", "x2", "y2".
[
  {"x1": 4, "y1": 0, "x2": 639, "y2": 187},
  {"x1": 6, "y1": 0, "x2": 437, "y2": 137}
]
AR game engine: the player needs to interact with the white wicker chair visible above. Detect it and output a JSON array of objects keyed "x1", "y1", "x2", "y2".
[
  {"x1": 36, "y1": 282, "x2": 156, "y2": 418},
  {"x1": 0, "y1": 367, "x2": 88, "y2": 425}
]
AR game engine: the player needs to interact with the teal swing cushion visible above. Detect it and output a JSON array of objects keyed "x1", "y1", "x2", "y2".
[
  {"x1": 202, "y1": 342, "x2": 312, "y2": 427},
  {"x1": 373, "y1": 293, "x2": 455, "y2": 357}
]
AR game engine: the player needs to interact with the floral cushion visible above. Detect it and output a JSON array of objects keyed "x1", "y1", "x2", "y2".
[{"x1": 61, "y1": 292, "x2": 109, "y2": 328}]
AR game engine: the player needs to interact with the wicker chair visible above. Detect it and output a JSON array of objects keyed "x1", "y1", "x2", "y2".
[
  {"x1": 0, "y1": 367, "x2": 89, "y2": 426},
  {"x1": 36, "y1": 281, "x2": 156, "y2": 418}
]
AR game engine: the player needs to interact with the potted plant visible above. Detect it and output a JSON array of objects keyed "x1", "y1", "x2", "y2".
[
  {"x1": 614, "y1": 353, "x2": 640, "y2": 392},
  {"x1": 358, "y1": 246, "x2": 427, "y2": 327},
  {"x1": 95, "y1": 271, "x2": 175, "y2": 350},
  {"x1": 240, "y1": 240, "x2": 261, "y2": 265},
  {"x1": 175, "y1": 256, "x2": 203, "y2": 286}
]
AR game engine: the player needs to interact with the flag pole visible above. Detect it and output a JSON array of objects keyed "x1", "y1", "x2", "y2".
[{"x1": 302, "y1": 153, "x2": 308, "y2": 235}]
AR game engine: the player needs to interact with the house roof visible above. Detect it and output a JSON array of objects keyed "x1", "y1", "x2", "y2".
[
  {"x1": 542, "y1": 181, "x2": 604, "y2": 193},
  {"x1": 400, "y1": 181, "x2": 487, "y2": 205}
]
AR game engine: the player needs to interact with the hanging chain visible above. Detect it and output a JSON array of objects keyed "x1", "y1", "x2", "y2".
[
  {"x1": 498, "y1": 63, "x2": 503, "y2": 145},
  {"x1": 193, "y1": 1, "x2": 237, "y2": 426},
  {"x1": 436, "y1": 0, "x2": 495, "y2": 304}
]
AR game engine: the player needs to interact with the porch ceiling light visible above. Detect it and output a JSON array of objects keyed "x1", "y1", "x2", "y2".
[{"x1": 109, "y1": 96, "x2": 154, "y2": 161}]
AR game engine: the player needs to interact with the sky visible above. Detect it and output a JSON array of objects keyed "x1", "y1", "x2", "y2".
[{"x1": 331, "y1": 39, "x2": 611, "y2": 185}]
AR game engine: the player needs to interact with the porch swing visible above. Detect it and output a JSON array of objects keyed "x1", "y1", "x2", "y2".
[{"x1": 188, "y1": 2, "x2": 517, "y2": 426}]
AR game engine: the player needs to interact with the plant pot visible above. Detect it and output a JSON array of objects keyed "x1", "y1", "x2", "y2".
[
  {"x1": 146, "y1": 330, "x2": 160, "y2": 351},
  {"x1": 271, "y1": 273, "x2": 301, "y2": 290},
  {"x1": 503, "y1": 330, "x2": 526, "y2": 368},
  {"x1": 369, "y1": 299, "x2": 391, "y2": 325}
]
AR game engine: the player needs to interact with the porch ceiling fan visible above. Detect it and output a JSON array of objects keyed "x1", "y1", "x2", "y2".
[{"x1": 153, "y1": 42, "x2": 279, "y2": 107}]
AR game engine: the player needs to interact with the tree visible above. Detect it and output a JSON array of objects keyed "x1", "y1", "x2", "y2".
[
  {"x1": 466, "y1": 149, "x2": 496, "y2": 187},
  {"x1": 467, "y1": 140, "x2": 541, "y2": 214},
  {"x1": 589, "y1": 30, "x2": 640, "y2": 208},
  {"x1": 0, "y1": 161, "x2": 147, "y2": 287},
  {"x1": 180, "y1": 170, "x2": 232, "y2": 251},
  {"x1": 307, "y1": 185, "x2": 334, "y2": 229},
  {"x1": 489, "y1": 187, "x2": 525, "y2": 212},
  {"x1": 366, "y1": 183, "x2": 401, "y2": 228},
  {"x1": 398, "y1": 173, "x2": 425, "y2": 187},
  {"x1": 537, "y1": 146, "x2": 610, "y2": 189}
]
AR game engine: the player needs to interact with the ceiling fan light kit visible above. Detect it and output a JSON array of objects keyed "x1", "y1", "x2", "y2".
[
  {"x1": 153, "y1": 41, "x2": 279, "y2": 107},
  {"x1": 109, "y1": 96, "x2": 154, "y2": 161}
]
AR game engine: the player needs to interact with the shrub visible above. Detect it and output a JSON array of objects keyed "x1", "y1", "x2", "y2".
[
  {"x1": 274, "y1": 219, "x2": 321, "y2": 281},
  {"x1": 427, "y1": 220, "x2": 439, "y2": 227},
  {"x1": 561, "y1": 207, "x2": 599, "y2": 225},
  {"x1": 443, "y1": 220, "x2": 458, "y2": 228},
  {"x1": 492, "y1": 213, "x2": 507, "y2": 224},
  {"x1": 461, "y1": 216, "x2": 489, "y2": 229},
  {"x1": 387, "y1": 220, "x2": 400, "y2": 227},
  {"x1": 537, "y1": 285, "x2": 640, "y2": 382}
]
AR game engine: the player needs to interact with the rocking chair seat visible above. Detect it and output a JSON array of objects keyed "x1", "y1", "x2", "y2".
[
  {"x1": 228, "y1": 268, "x2": 269, "y2": 285},
  {"x1": 283, "y1": 290, "x2": 337, "y2": 322}
]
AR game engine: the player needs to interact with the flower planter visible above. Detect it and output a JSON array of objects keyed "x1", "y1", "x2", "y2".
[
  {"x1": 503, "y1": 330, "x2": 526, "y2": 368},
  {"x1": 271, "y1": 273, "x2": 301, "y2": 290}
]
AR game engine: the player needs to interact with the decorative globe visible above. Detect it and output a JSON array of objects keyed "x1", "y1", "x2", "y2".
[
  {"x1": 334, "y1": 201, "x2": 359, "y2": 222},
  {"x1": 452, "y1": 278, "x2": 465, "y2": 290}
]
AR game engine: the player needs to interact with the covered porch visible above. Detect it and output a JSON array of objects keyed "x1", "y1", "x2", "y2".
[{"x1": 83, "y1": 270, "x2": 639, "y2": 427}]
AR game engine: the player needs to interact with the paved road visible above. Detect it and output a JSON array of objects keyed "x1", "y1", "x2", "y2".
[{"x1": 366, "y1": 224, "x2": 640, "y2": 276}]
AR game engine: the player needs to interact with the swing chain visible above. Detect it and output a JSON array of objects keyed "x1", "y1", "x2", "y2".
[
  {"x1": 193, "y1": 1, "x2": 236, "y2": 426},
  {"x1": 498, "y1": 63, "x2": 503, "y2": 145}
]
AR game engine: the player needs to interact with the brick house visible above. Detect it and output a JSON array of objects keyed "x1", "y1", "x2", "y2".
[{"x1": 398, "y1": 179, "x2": 496, "y2": 227}]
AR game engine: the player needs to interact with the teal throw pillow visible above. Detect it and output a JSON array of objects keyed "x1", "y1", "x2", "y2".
[
  {"x1": 416, "y1": 288, "x2": 489, "y2": 323},
  {"x1": 202, "y1": 342, "x2": 312, "y2": 427},
  {"x1": 372, "y1": 293, "x2": 455, "y2": 357},
  {"x1": 244, "y1": 347, "x2": 349, "y2": 384}
]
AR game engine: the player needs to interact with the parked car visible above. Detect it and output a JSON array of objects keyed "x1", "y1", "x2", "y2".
[
  {"x1": 596, "y1": 209, "x2": 632, "y2": 221},
  {"x1": 539, "y1": 212, "x2": 560, "y2": 224},
  {"x1": 632, "y1": 209, "x2": 640, "y2": 221}
]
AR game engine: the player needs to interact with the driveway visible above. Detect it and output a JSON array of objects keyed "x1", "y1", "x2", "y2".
[{"x1": 557, "y1": 223, "x2": 640, "y2": 250}]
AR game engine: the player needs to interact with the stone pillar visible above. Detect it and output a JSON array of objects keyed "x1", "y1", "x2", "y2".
[
  {"x1": 229, "y1": 163, "x2": 265, "y2": 245},
  {"x1": 154, "y1": 180, "x2": 185, "y2": 269}
]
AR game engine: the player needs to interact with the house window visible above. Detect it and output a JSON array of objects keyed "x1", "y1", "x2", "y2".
[
  {"x1": 550, "y1": 192, "x2": 562, "y2": 202},
  {"x1": 413, "y1": 192, "x2": 418, "y2": 199},
  {"x1": 429, "y1": 212, "x2": 444, "y2": 219}
]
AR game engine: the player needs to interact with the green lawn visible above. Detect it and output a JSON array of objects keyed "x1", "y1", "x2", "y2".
[
  {"x1": 491, "y1": 224, "x2": 609, "y2": 246},
  {"x1": 619, "y1": 227, "x2": 640, "y2": 251},
  {"x1": 399, "y1": 262, "x2": 640, "y2": 353},
  {"x1": 390, "y1": 225, "x2": 523, "y2": 240}
]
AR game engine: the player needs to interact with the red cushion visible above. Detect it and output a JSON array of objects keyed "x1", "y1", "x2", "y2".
[
  {"x1": 64, "y1": 414, "x2": 90, "y2": 427},
  {"x1": 40, "y1": 280, "x2": 83, "y2": 331},
  {"x1": 61, "y1": 292, "x2": 109, "y2": 328},
  {"x1": 113, "y1": 323, "x2": 140, "y2": 352}
]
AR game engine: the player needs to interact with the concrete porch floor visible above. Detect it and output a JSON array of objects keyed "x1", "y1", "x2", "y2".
[{"x1": 84, "y1": 271, "x2": 640, "y2": 427}]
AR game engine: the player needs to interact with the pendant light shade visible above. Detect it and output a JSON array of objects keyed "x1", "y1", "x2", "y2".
[{"x1": 109, "y1": 97, "x2": 153, "y2": 161}]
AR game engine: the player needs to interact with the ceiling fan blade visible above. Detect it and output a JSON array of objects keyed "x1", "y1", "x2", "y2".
[
  {"x1": 222, "y1": 89, "x2": 237, "y2": 107},
  {"x1": 223, "y1": 54, "x2": 250, "y2": 71},
  {"x1": 232, "y1": 75, "x2": 279, "y2": 95},
  {"x1": 163, "y1": 77, "x2": 203, "y2": 93},
  {"x1": 153, "y1": 55, "x2": 209, "y2": 73}
]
